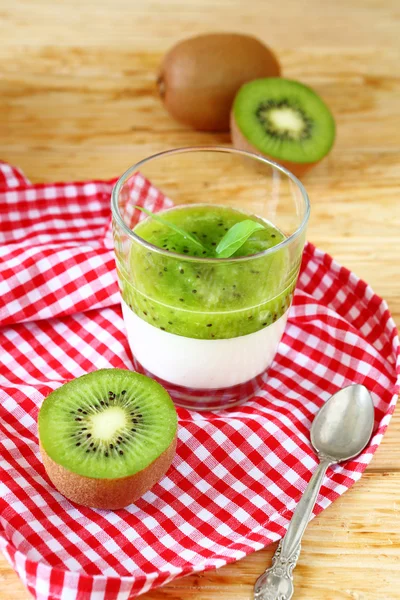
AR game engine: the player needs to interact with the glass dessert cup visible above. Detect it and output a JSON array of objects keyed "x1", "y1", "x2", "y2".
[{"x1": 112, "y1": 147, "x2": 310, "y2": 411}]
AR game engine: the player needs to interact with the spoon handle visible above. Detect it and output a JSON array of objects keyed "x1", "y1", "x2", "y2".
[
  {"x1": 280, "y1": 457, "x2": 332, "y2": 560},
  {"x1": 254, "y1": 458, "x2": 332, "y2": 600}
]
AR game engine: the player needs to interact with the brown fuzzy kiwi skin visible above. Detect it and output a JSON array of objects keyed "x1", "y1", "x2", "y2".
[
  {"x1": 230, "y1": 112, "x2": 318, "y2": 178},
  {"x1": 158, "y1": 33, "x2": 281, "y2": 132},
  {"x1": 39, "y1": 436, "x2": 177, "y2": 510}
]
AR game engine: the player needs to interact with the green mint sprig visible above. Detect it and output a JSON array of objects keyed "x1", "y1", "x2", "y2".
[
  {"x1": 135, "y1": 206, "x2": 265, "y2": 259},
  {"x1": 134, "y1": 206, "x2": 206, "y2": 252},
  {"x1": 215, "y1": 219, "x2": 265, "y2": 258}
]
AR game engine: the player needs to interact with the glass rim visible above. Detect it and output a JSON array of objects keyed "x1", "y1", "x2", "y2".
[{"x1": 111, "y1": 146, "x2": 310, "y2": 263}]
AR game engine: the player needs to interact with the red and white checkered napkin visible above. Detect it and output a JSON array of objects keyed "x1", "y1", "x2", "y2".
[{"x1": 0, "y1": 161, "x2": 399, "y2": 600}]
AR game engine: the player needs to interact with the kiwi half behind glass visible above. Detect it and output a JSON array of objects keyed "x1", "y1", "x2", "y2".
[
  {"x1": 38, "y1": 369, "x2": 178, "y2": 510},
  {"x1": 231, "y1": 78, "x2": 335, "y2": 177}
]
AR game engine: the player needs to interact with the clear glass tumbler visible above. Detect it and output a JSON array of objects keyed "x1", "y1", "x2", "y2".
[{"x1": 112, "y1": 147, "x2": 310, "y2": 411}]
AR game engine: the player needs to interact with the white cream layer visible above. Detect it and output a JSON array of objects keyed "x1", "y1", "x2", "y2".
[{"x1": 121, "y1": 298, "x2": 288, "y2": 389}]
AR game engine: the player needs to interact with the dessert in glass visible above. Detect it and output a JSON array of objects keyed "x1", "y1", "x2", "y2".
[{"x1": 112, "y1": 147, "x2": 310, "y2": 411}]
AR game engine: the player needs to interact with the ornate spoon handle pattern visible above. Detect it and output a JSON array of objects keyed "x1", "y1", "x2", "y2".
[
  {"x1": 254, "y1": 540, "x2": 300, "y2": 600},
  {"x1": 254, "y1": 458, "x2": 332, "y2": 600}
]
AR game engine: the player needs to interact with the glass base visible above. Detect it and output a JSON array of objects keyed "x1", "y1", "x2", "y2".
[{"x1": 132, "y1": 356, "x2": 266, "y2": 411}]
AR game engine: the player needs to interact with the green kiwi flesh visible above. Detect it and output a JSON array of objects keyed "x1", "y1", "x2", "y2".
[
  {"x1": 232, "y1": 78, "x2": 335, "y2": 165},
  {"x1": 117, "y1": 205, "x2": 298, "y2": 340},
  {"x1": 38, "y1": 369, "x2": 177, "y2": 480}
]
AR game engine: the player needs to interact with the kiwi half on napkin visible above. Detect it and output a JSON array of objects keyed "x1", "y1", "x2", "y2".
[{"x1": 38, "y1": 369, "x2": 178, "y2": 509}]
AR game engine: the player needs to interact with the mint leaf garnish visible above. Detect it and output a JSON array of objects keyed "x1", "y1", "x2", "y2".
[{"x1": 215, "y1": 219, "x2": 265, "y2": 258}]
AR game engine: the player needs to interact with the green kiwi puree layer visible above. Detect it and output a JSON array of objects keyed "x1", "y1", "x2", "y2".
[{"x1": 117, "y1": 204, "x2": 298, "y2": 339}]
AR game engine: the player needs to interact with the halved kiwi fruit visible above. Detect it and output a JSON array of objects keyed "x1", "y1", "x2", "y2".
[
  {"x1": 231, "y1": 78, "x2": 335, "y2": 177},
  {"x1": 38, "y1": 369, "x2": 178, "y2": 510}
]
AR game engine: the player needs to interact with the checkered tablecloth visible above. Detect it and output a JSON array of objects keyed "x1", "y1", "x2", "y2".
[{"x1": 0, "y1": 161, "x2": 399, "y2": 600}]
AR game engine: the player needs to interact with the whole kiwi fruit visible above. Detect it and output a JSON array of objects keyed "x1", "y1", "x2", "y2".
[{"x1": 158, "y1": 33, "x2": 281, "y2": 131}]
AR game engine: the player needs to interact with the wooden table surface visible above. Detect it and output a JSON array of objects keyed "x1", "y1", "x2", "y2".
[{"x1": 1, "y1": 0, "x2": 400, "y2": 598}]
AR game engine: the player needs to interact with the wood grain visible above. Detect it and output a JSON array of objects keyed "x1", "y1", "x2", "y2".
[{"x1": 1, "y1": 0, "x2": 399, "y2": 598}]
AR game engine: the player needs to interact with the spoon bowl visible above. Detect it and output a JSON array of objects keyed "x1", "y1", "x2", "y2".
[{"x1": 311, "y1": 384, "x2": 375, "y2": 462}]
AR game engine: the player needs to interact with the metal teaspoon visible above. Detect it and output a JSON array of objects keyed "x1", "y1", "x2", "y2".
[{"x1": 254, "y1": 384, "x2": 375, "y2": 600}]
